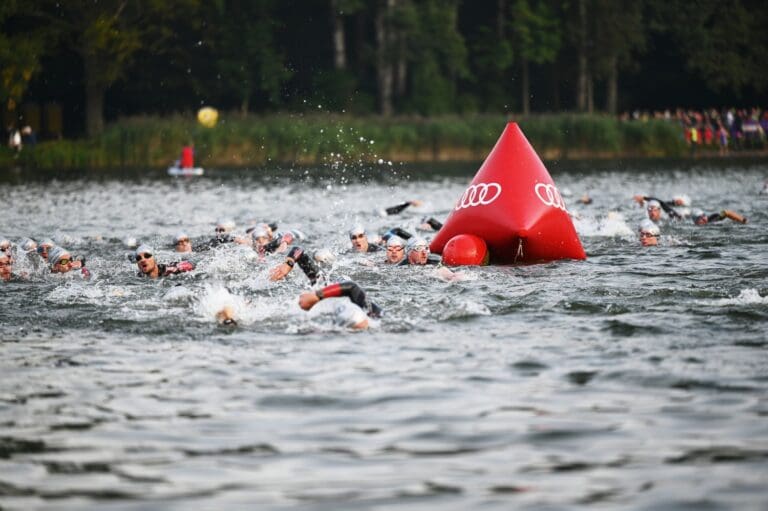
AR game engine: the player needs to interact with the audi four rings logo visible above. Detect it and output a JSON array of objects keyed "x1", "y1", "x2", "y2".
[
  {"x1": 455, "y1": 182, "x2": 502, "y2": 210},
  {"x1": 535, "y1": 183, "x2": 567, "y2": 211}
]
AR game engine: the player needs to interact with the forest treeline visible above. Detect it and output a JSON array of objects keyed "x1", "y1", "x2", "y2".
[{"x1": 2, "y1": 0, "x2": 767, "y2": 140}]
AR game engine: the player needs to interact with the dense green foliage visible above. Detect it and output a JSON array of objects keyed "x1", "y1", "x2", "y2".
[
  {"x1": 1, "y1": 0, "x2": 767, "y2": 141},
  {"x1": 0, "y1": 114, "x2": 688, "y2": 170}
]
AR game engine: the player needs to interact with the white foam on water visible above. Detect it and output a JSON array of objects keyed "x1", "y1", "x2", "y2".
[
  {"x1": 708, "y1": 288, "x2": 768, "y2": 306},
  {"x1": 574, "y1": 211, "x2": 634, "y2": 238}
]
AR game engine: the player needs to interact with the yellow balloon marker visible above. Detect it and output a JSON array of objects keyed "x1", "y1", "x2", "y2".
[{"x1": 197, "y1": 107, "x2": 219, "y2": 128}]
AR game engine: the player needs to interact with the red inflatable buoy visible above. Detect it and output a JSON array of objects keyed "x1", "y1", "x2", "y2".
[
  {"x1": 443, "y1": 234, "x2": 489, "y2": 266},
  {"x1": 430, "y1": 122, "x2": 586, "y2": 264}
]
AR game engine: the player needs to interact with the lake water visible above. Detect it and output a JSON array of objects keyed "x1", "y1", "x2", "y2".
[{"x1": 1, "y1": 159, "x2": 767, "y2": 510}]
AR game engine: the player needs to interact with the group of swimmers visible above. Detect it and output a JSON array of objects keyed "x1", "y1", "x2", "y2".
[
  {"x1": 1, "y1": 191, "x2": 755, "y2": 328},
  {"x1": 630, "y1": 194, "x2": 748, "y2": 246}
]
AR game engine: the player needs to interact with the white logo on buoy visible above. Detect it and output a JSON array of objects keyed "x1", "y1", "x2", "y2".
[
  {"x1": 455, "y1": 182, "x2": 502, "y2": 210},
  {"x1": 535, "y1": 183, "x2": 567, "y2": 212}
]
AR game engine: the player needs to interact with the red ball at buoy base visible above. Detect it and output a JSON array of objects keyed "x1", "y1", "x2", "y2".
[{"x1": 442, "y1": 234, "x2": 489, "y2": 266}]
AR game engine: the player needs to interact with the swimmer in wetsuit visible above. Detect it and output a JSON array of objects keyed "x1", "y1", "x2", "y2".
[
  {"x1": 633, "y1": 195, "x2": 684, "y2": 221},
  {"x1": 299, "y1": 281, "x2": 382, "y2": 330},
  {"x1": 173, "y1": 232, "x2": 193, "y2": 253},
  {"x1": 692, "y1": 209, "x2": 748, "y2": 225},
  {"x1": 269, "y1": 246, "x2": 326, "y2": 285},
  {"x1": 638, "y1": 219, "x2": 661, "y2": 247},
  {"x1": 398, "y1": 237, "x2": 442, "y2": 266},
  {"x1": 348, "y1": 225, "x2": 382, "y2": 253},
  {"x1": 48, "y1": 246, "x2": 91, "y2": 278},
  {"x1": 378, "y1": 200, "x2": 423, "y2": 217},
  {"x1": 133, "y1": 244, "x2": 195, "y2": 279},
  {"x1": 384, "y1": 236, "x2": 407, "y2": 265}
]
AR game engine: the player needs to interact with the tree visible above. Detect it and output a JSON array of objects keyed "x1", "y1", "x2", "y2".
[
  {"x1": 589, "y1": 0, "x2": 645, "y2": 114},
  {"x1": 0, "y1": 2, "x2": 46, "y2": 120},
  {"x1": 510, "y1": 0, "x2": 561, "y2": 115},
  {"x1": 211, "y1": 0, "x2": 291, "y2": 115},
  {"x1": 43, "y1": 0, "x2": 196, "y2": 136}
]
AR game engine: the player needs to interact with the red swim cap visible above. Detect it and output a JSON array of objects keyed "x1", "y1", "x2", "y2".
[{"x1": 442, "y1": 234, "x2": 489, "y2": 266}]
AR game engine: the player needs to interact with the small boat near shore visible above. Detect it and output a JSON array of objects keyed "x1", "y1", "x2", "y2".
[{"x1": 167, "y1": 166, "x2": 204, "y2": 177}]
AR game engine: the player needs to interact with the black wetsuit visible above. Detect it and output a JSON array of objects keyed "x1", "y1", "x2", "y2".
[
  {"x1": 316, "y1": 281, "x2": 382, "y2": 318},
  {"x1": 381, "y1": 227, "x2": 413, "y2": 241},
  {"x1": 284, "y1": 246, "x2": 324, "y2": 285},
  {"x1": 385, "y1": 202, "x2": 413, "y2": 215},
  {"x1": 195, "y1": 234, "x2": 235, "y2": 251},
  {"x1": 137, "y1": 261, "x2": 195, "y2": 278},
  {"x1": 640, "y1": 196, "x2": 683, "y2": 220},
  {"x1": 422, "y1": 217, "x2": 443, "y2": 231}
]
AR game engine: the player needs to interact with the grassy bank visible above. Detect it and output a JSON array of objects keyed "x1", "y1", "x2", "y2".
[{"x1": 1, "y1": 114, "x2": 690, "y2": 170}]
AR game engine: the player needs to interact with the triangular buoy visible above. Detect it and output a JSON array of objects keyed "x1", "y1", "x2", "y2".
[{"x1": 430, "y1": 122, "x2": 586, "y2": 264}]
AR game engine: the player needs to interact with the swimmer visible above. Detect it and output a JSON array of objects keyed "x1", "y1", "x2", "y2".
[
  {"x1": 133, "y1": 244, "x2": 195, "y2": 279},
  {"x1": 399, "y1": 237, "x2": 441, "y2": 266},
  {"x1": 348, "y1": 225, "x2": 381, "y2": 253},
  {"x1": 48, "y1": 246, "x2": 91, "y2": 278},
  {"x1": 299, "y1": 281, "x2": 382, "y2": 330},
  {"x1": 252, "y1": 225, "x2": 301, "y2": 255},
  {"x1": 173, "y1": 232, "x2": 193, "y2": 253},
  {"x1": 384, "y1": 236, "x2": 407, "y2": 264},
  {"x1": 269, "y1": 246, "x2": 325, "y2": 285},
  {"x1": 0, "y1": 238, "x2": 11, "y2": 255},
  {"x1": 0, "y1": 251, "x2": 13, "y2": 281},
  {"x1": 578, "y1": 193, "x2": 593, "y2": 205},
  {"x1": 633, "y1": 195, "x2": 683, "y2": 221},
  {"x1": 201, "y1": 218, "x2": 237, "y2": 248},
  {"x1": 20, "y1": 238, "x2": 37, "y2": 254},
  {"x1": 418, "y1": 217, "x2": 444, "y2": 231},
  {"x1": 692, "y1": 209, "x2": 748, "y2": 225},
  {"x1": 378, "y1": 199, "x2": 423, "y2": 217},
  {"x1": 638, "y1": 219, "x2": 660, "y2": 247},
  {"x1": 216, "y1": 305, "x2": 237, "y2": 326},
  {"x1": 36, "y1": 239, "x2": 55, "y2": 261}
]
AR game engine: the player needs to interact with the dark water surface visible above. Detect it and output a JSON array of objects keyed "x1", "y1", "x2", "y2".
[{"x1": 1, "y1": 161, "x2": 767, "y2": 510}]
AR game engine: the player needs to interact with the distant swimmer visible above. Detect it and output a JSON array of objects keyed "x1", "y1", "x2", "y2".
[
  {"x1": 384, "y1": 236, "x2": 407, "y2": 265},
  {"x1": 269, "y1": 246, "x2": 325, "y2": 285},
  {"x1": 348, "y1": 225, "x2": 381, "y2": 253},
  {"x1": 198, "y1": 219, "x2": 237, "y2": 249},
  {"x1": 638, "y1": 219, "x2": 661, "y2": 246},
  {"x1": 378, "y1": 200, "x2": 423, "y2": 217},
  {"x1": 633, "y1": 195, "x2": 684, "y2": 221},
  {"x1": 0, "y1": 237, "x2": 11, "y2": 255},
  {"x1": 578, "y1": 193, "x2": 593, "y2": 205},
  {"x1": 0, "y1": 251, "x2": 13, "y2": 281},
  {"x1": 48, "y1": 246, "x2": 91, "y2": 278},
  {"x1": 173, "y1": 232, "x2": 193, "y2": 253},
  {"x1": 398, "y1": 237, "x2": 442, "y2": 266},
  {"x1": 36, "y1": 239, "x2": 55, "y2": 262},
  {"x1": 299, "y1": 281, "x2": 382, "y2": 330},
  {"x1": 251, "y1": 224, "x2": 303, "y2": 255},
  {"x1": 418, "y1": 217, "x2": 444, "y2": 232},
  {"x1": 216, "y1": 305, "x2": 237, "y2": 326},
  {"x1": 692, "y1": 209, "x2": 748, "y2": 225},
  {"x1": 133, "y1": 244, "x2": 195, "y2": 279}
]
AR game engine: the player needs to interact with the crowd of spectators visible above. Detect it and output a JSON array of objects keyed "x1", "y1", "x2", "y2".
[{"x1": 621, "y1": 107, "x2": 768, "y2": 155}]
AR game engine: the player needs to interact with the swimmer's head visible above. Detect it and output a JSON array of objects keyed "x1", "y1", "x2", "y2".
[
  {"x1": 0, "y1": 251, "x2": 11, "y2": 281},
  {"x1": 673, "y1": 194, "x2": 691, "y2": 207},
  {"x1": 0, "y1": 238, "x2": 10, "y2": 253},
  {"x1": 692, "y1": 209, "x2": 708, "y2": 225},
  {"x1": 48, "y1": 246, "x2": 73, "y2": 271},
  {"x1": 638, "y1": 219, "x2": 660, "y2": 246},
  {"x1": 349, "y1": 225, "x2": 369, "y2": 252},
  {"x1": 385, "y1": 236, "x2": 406, "y2": 264},
  {"x1": 250, "y1": 226, "x2": 270, "y2": 247},
  {"x1": 36, "y1": 239, "x2": 55, "y2": 260},
  {"x1": 406, "y1": 237, "x2": 430, "y2": 265},
  {"x1": 215, "y1": 218, "x2": 235, "y2": 234},
  {"x1": 20, "y1": 238, "x2": 37, "y2": 253},
  {"x1": 313, "y1": 248, "x2": 336, "y2": 265},
  {"x1": 333, "y1": 301, "x2": 369, "y2": 330},
  {"x1": 646, "y1": 200, "x2": 662, "y2": 221},
  {"x1": 173, "y1": 232, "x2": 192, "y2": 252},
  {"x1": 134, "y1": 244, "x2": 157, "y2": 274}
]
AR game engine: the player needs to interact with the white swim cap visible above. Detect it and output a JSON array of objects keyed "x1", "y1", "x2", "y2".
[
  {"x1": 173, "y1": 232, "x2": 189, "y2": 244},
  {"x1": 20, "y1": 238, "x2": 37, "y2": 252},
  {"x1": 349, "y1": 225, "x2": 366, "y2": 237},
  {"x1": 134, "y1": 244, "x2": 154, "y2": 258},
  {"x1": 48, "y1": 246, "x2": 71, "y2": 266},
  {"x1": 333, "y1": 301, "x2": 368, "y2": 329},
  {"x1": 406, "y1": 236, "x2": 429, "y2": 255},
  {"x1": 638, "y1": 219, "x2": 660, "y2": 236},
  {"x1": 250, "y1": 227, "x2": 269, "y2": 240},
  {"x1": 215, "y1": 219, "x2": 235, "y2": 232},
  {"x1": 313, "y1": 248, "x2": 336, "y2": 265},
  {"x1": 646, "y1": 200, "x2": 661, "y2": 210},
  {"x1": 386, "y1": 236, "x2": 406, "y2": 248},
  {"x1": 0, "y1": 238, "x2": 10, "y2": 251}
]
